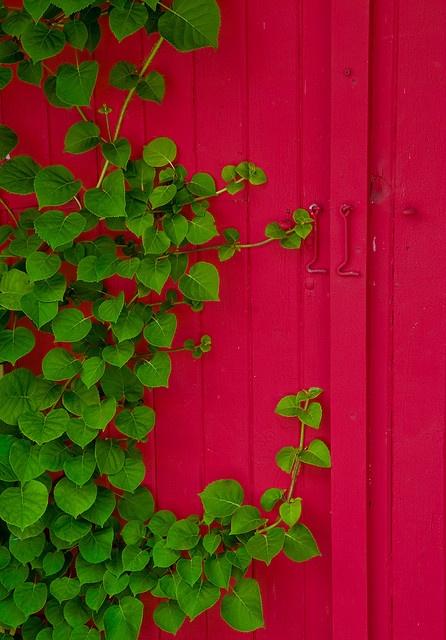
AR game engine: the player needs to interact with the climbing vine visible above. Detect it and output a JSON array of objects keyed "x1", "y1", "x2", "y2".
[{"x1": 0, "y1": 1, "x2": 330, "y2": 638}]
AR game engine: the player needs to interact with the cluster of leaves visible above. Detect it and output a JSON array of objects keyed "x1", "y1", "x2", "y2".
[{"x1": 0, "y1": 0, "x2": 323, "y2": 638}]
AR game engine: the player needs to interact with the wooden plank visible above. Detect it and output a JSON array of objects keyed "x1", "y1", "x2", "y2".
[
  {"x1": 366, "y1": 0, "x2": 397, "y2": 637},
  {"x1": 391, "y1": 1, "x2": 446, "y2": 636},
  {"x1": 299, "y1": 1, "x2": 333, "y2": 638},
  {"x1": 329, "y1": 1, "x2": 370, "y2": 638}
]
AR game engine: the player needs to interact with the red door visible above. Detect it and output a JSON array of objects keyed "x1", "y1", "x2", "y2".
[{"x1": 0, "y1": 1, "x2": 444, "y2": 639}]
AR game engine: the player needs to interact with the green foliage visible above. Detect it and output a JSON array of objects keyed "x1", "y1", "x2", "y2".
[{"x1": 0, "y1": 1, "x2": 323, "y2": 637}]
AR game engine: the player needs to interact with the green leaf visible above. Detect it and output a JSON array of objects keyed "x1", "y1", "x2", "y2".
[
  {"x1": 54, "y1": 0, "x2": 94, "y2": 13},
  {"x1": 109, "y1": 2, "x2": 148, "y2": 41},
  {"x1": 0, "y1": 480, "x2": 48, "y2": 530},
  {"x1": 283, "y1": 523, "x2": 321, "y2": 562},
  {"x1": 103, "y1": 596, "x2": 143, "y2": 640},
  {"x1": 221, "y1": 578, "x2": 264, "y2": 631},
  {"x1": 53, "y1": 308, "x2": 91, "y2": 343},
  {"x1": 0, "y1": 368, "x2": 36, "y2": 425},
  {"x1": 153, "y1": 601, "x2": 185, "y2": 635},
  {"x1": 279, "y1": 498, "x2": 302, "y2": 527},
  {"x1": 0, "y1": 269, "x2": 30, "y2": 310},
  {"x1": 108, "y1": 457, "x2": 146, "y2": 492},
  {"x1": 102, "y1": 340, "x2": 134, "y2": 367},
  {"x1": 94, "y1": 438, "x2": 125, "y2": 475},
  {"x1": 34, "y1": 210, "x2": 86, "y2": 249},
  {"x1": 17, "y1": 59, "x2": 43, "y2": 86},
  {"x1": 204, "y1": 554, "x2": 231, "y2": 589},
  {"x1": 13, "y1": 582, "x2": 48, "y2": 616},
  {"x1": 144, "y1": 312, "x2": 177, "y2": 348},
  {"x1": 245, "y1": 528, "x2": 284, "y2": 565},
  {"x1": 21, "y1": 22, "x2": 66, "y2": 62},
  {"x1": 56, "y1": 61, "x2": 99, "y2": 106},
  {"x1": 42, "y1": 348, "x2": 82, "y2": 381},
  {"x1": 44, "y1": 75, "x2": 72, "y2": 109},
  {"x1": 299, "y1": 438, "x2": 331, "y2": 468},
  {"x1": 135, "y1": 70, "x2": 165, "y2": 104},
  {"x1": 109, "y1": 61, "x2": 139, "y2": 90},
  {"x1": 77, "y1": 254, "x2": 119, "y2": 282},
  {"x1": 0, "y1": 327, "x2": 35, "y2": 365},
  {"x1": 118, "y1": 486, "x2": 154, "y2": 522},
  {"x1": 34, "y1": 166, "x2": 81, "y2": 208},
  {"x1": 175, "y1": 556, "x2": 202, "y2": 587},
  {"x1": 10, "y1": 439, "x2": 45, "y2": 482},
  {"x1": 32, "y1": 272, "x2": 66, "y2": 303},
  {"x1": 100, "y1": 365, "x2": 143, "y2": 403},
  {"x1": 274, "y1": 394, "x2": 300, "y2": 417},
  {"x1": 83, "y1": 397, "x2": 117, "y2": 430},
  {"x1": 64, "y1": 121, "x2": 101, "y2": 154},
  {"x1": 0, "y1": 155, "x2": 40, "y2": 194},
  {"x1": 122, "y1": 545, "x2": 149, "y2": 572},
  {"x1": 143, "y1": 137, "x2": 177, "y2": 167},
  {"x1": 177, "y1": 579, "x2": 220, "y2": 621},
  {"x1": 26, "y1": 251, "x2": 61, "y2": 282},
  {"x1": 43, "y1": 550, "x2": 65, "y2": 575},
  {"x1": 81, "y1": 356, "x2": 106, "y2": 388},
  {"x1": 0, "y1": 39, "x2": 23, "y2": 65},
  {"x1": 49, "y1": 577, "x2": 81, "y2": 603},
  {"x1": 296, "y1": 402, "x2": 322, "y2": 429},
  {"x1": 265, "y1": 222, "x2": 286, "y2": 239},
  {"x1": 230, "y1": 505, "x2": 264, "y2": 534},
  {"x1": 115, "y1": 406, "x2": 155, "y2": 440},
  {"x1": 280, "y1": 232, "x2": 302, "y2": 249},
  {"x1": 0, "y1": 125, "x2": 18, "y2": 160},
  {"x1": 137, "y1": 257, "x2": 171, "y2": 294},
  {"x1": 0, "y1": 596, "x2": 27, "y2": 629},
  {"x1": 163, "y1": 214, "x2": 188, "y2": 246},
  {"x1": 84, "y1": 170, "x2": 126, "y2": 218},
  {"x1": 179, "y1": 261, "x2": 219, "y2": 301},
  {"x1": 188, "y1": 172, "x2": 216, "y2": 196},
  {"x1": 64, "y1": 598, "x2": 91, "y2": 628},
  {"x1": 136, "y1": 351, "x2": 171, "y2": 388},
  {"x1": 82, "y1": 486, "x2": 116, "y2": 527},
  {"x1": 276, "y1": 446, "x2": 297, "y2": 473},
  {"x1": 18, "y1": 408, "x2": 69, "y2": 445},
  {"x1": 2, "y1": 10, "x2": 33, "y2": 38},
  {"x1": 166, "y1": 519, "x2": 200, "y2": 550},
  {"x1": 121, "y1": 520, "x2": 146, "y2": 546},
  {"x1": 78, "y1": 525, "x2": 114, "y2": 564},
  {"x1": 103, "y1": 570, "x2": 129, "y2": 596},
  {"x1": 85, "y1": 584, "x2": 106, "y2": 612},
  {"x1": 186, "y1": 211, "x2": 218, "y2": 244},
  {"x1": 149, "y1": 184, "x2": 177, "y2": 209},
  {"x1": 63, "y1": 19, "x2": 88, "y2": 50},
  {"x1": 64, "y1": 448, "x2": 96, "y2": 485},
  {"x1": 158, "y1": 0, "x2": 220, "y2": 52},
  {"x1": 97, "y1": 291, "x2": 124, "y2": 323},
  {"x1": 54, "y1": 477, "x2": 97, "y2": 518},
  {"x1": 52, "y1": 514, "x2": 91, "y2": 544},
  {"x1": 199, "y1": 479, "x2": 244, "y2": 517},
  {"x1": 24, "y1": 0, "x2": 51, "y2": 22},
  {"x1": 9, "y1": 531, "x2": 45, "y2": 563},
  {"x1": 260, "y1": 487, "x2": 285, "y2": 511},
  {"x1": 101, "y1": 138, "x2": 131, "y2": 169},
  {"x1": 203, "y1": 531, "x2": 221, "y2": 554}
]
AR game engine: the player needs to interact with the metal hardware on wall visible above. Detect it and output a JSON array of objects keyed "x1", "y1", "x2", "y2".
[
  {"x1": 307, "y1": 203, "x2": 329, "y2": 274},
  {"x1": 337, "y1": 204, "x2": 360, "y2": 276}
]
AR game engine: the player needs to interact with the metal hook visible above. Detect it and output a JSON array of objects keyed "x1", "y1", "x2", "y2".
[
  {"x1": 306, "y1": 203, "x2": 328, "y2": 273},
  {"x1": 337, "y1": 204, "x2": 360, "y2": 276}
]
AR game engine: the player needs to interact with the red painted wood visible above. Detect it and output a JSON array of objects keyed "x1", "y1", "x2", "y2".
[
  {"x1": 1, "y1": 1, "x2": 445, "y2": 638},
  {"x1": 391, "y1": 1, "x2": 446, "y2": 637},
  {"x1": 329, "y1": 2, "x2": 370, "y2": 639}
]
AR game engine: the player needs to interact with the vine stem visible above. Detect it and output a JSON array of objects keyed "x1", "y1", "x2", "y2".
[
  {"x1": 0, "y1": 196, "x2": 18, "y2": 225},
  {"x1": 96, "y1": 36, "x2": 165, "y2": 189}
]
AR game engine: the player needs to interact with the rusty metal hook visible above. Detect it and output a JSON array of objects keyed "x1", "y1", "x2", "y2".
[
  {"x1": 306, "y1": 203, "x2": 328, "y2": 273},
  {"x1": 337, "y1": 204, "x2": 360, "y2": 276}
]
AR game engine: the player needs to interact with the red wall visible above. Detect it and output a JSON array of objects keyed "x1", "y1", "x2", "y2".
[{"x1": 1, "y1": 1, "x2": 445, "y2": 638}]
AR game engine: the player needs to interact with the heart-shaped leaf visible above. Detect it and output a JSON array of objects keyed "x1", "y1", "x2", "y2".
[
  {"x1": 34, "y1": 165, "x2": 82, "y2": 208},
  {"x1": 0, "y1": 326, "x2": 35, "y2": 365},
  {"x1": 158, "y1": 0, "x2": 220, "y2": 52},
  {"x1": 84, "y1": 169, "x2": 126, "y2": 218},
  {"x1": 56, "y1": 61, "x2": 99, "y2": 106},
  {"x1": 179, "y1": 261, "x2": 220, "y2": 301},
  {"x1": 18, "y1": 408, "x2": 69, "y2": 445},
  {"x1": 0, "y1": 480, "x2": 48, "y2": 530},
  {"x1": 34, "y1": 210, "x2": 86, "y2": 249}
]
